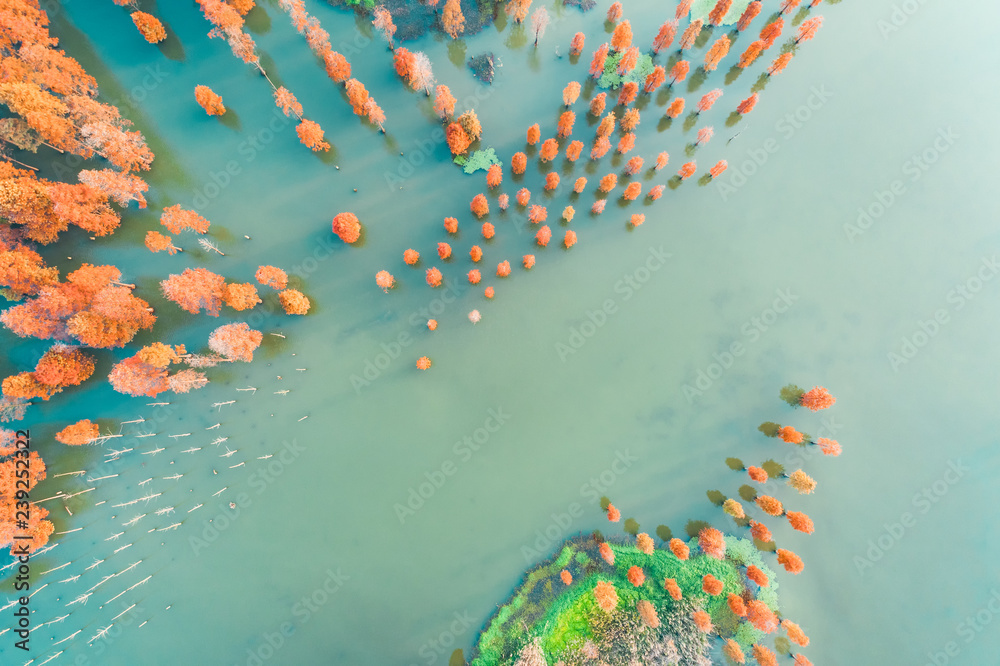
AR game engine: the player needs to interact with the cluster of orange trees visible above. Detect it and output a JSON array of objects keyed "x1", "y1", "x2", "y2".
[
  {"x1": 0, "y1": 0, "x2": 313, "y2": 554},
  {"x1": 364, "y1": 0, "x2": 825, "y2": 370}
]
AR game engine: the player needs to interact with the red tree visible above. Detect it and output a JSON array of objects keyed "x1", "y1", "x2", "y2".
[
  {"x1": 705, "y1": 36, "x2": 730, "y2": 71},
  {"x1": 739, "y1": 41, "x2": 764, "y2": 68},
  {"x1": 590, "y1": 92, "x2": 607, "y2": 116},
  {"x1": 255, "y1": 266, "x2": 288, "y2": 290},
  {"x1": 680, "y1": 19, "x2": 703, "y2": 50},
  {"x1": 589, "y1": 43, "x2": 609, "y2": 79},
  {"x1": 652, "y1": 20, "x2": 677, "y2": 53},
  {"x1": 611, "y1": 20, "x2": 632, "y2": 51},
  {"x1": 737, "y1": 1, "x2": 762, "y2": 31},
  {"x1": 697, "y1": 89, "x2": 723, "y2": 112},
  {"x1": 669, "y1": 60, "x2": 690, "y2": 84},
  {"x1": 160, "y1": 267, "x2": 225, "y2": 315},
  {"x1": 698, "y1": 527, "x2": 726, "y2": 559},
  {"x1": 161, "y1": 205, "x2": 210, "y2": 234},
  {"x1": 709, "y1": 0, "x2": 732, "y2": 26},
  {"x1": 332, "y1": 212, "x2": 362, "y2": 243},
  {"x1": 55, "y1": 419, "x2": 99, "y2": 445},
  {"x1": 208, "y1": 322, "x2": 263, "y2": 362},
  {"x1": 195, "y1": 85, "x2": 226, "y2": 115},
  {"x1": 539, "y1": 138, "x2": 559, "y2": 162}
]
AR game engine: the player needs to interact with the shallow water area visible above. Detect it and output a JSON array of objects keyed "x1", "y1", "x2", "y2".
[{"x1": 1, "y1": 0, "x2": 999, "y2": 665}]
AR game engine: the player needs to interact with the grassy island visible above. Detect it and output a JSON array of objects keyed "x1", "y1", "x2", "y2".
[{"x1": 472, "y1": 532, "x2": 785, "y2": 665}]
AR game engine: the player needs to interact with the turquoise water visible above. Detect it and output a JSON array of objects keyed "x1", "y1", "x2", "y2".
[{"x1": 3, "y1": 0, "x2": 1000, "y2": 664}]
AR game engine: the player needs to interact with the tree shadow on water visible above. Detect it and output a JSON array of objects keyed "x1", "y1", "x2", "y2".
[
  {"x1": 219, "y1": 109, "x2": 242, "y2": 132},
  {"x1": 156, "y1": 24, "x2": 186, "y2": 62},
  {"x1": 684, "y1": 520, "x2": 711, "y2": 539},
  {"x1": 245, "y1": 6, "x2": 272, "y2": 34},
  {"x1": 685, "y1": 67, "x2": 708, "y2": 93},
  {"x1": 724, "y1": 65, "x2": 743, "y2": 86},
  {"x1": 751, "y1": 73, "x2": 770, "y2": 94},
  {"x1": 448, "y1": 40, "x2": 467, "y2": 68}
]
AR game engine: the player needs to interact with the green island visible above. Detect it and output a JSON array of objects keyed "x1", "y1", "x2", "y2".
[{"x1": 472, "y1": 532, "x2": 784, "y2": 665}]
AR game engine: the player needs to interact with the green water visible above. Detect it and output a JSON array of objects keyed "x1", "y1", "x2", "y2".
[{"x1": 3, "y1": 0, "x2": 1000, "y2": 664}]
